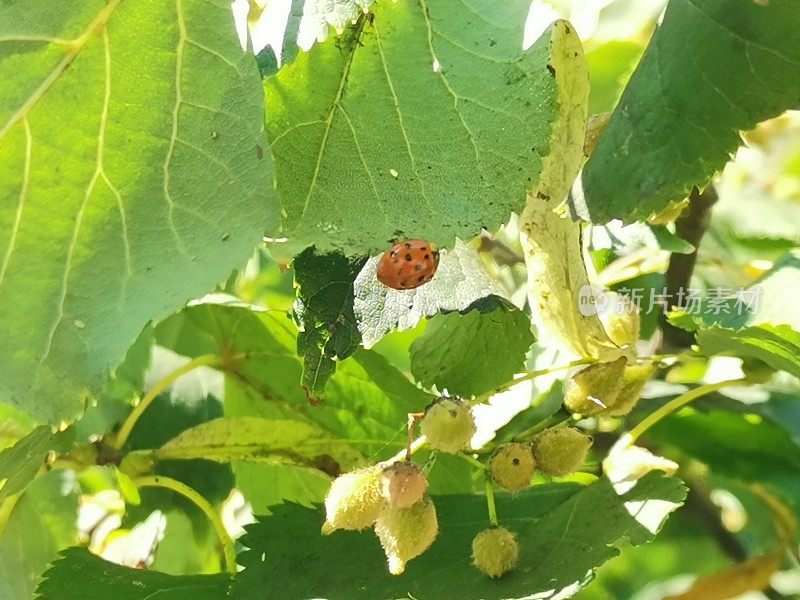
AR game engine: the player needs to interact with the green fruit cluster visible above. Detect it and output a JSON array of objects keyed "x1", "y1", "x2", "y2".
[{"x1": 322, "y1": 460, "x2": 437, "y2": 575}]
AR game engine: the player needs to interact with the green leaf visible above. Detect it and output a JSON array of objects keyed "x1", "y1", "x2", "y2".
[
  {"x1": 293, "y1": 248, "x2": 368, "y2": 400},
  {"x1": 0, "y1": 471, "x2": 79, "y2": 600},
  {"x1": 648, "y1": 408, "x2": 800, "y2": 481},
  {"x1": 586, "y1": 40, "x2": 644, "y2": 114},
  {"x1": 410, "y1": 295, "x2": 534, "y2": 396},
  {"x1": 579, "y1": 0, "x2": 800, "y2": 222},
  {"x1": 155, "y1": 299, "x2": 305, "y2": 406},
  {"x1": 154, "y1": 417, "x2": 363, "y2": 468},
  {"x1": 0, "y1": 0, "x2": 278, "y2": 424},
  {"x1": 234, "y1": 474, "x2": 686, "y2": 600},
  {"x1": 649, "y1": 225, "x2": 695, "y2": 254},
  {"x1": 233, "y1": 462, "x2": 331, "y2": 515},
  {"x1": 266, "y1": 2, "x2": 574, "y2": 254},
  {"x1": 160, "y1": 300, "x2": 433, "y2": 462},
  {"x1": 226, "y1": 349, "x2": 433, "y2": 463},
  {"x1": 0, "y1": 426, "x2": 72, "y2": 503},
  {"x1": 35, "y1": 547, "x2": 233, "y2": 600},
  {"x1": 356, "y1": 239, "x2": 503, "y2": 347},
  {"x1": 668, "y1": 250, "x2": 800, "y2": 377}
]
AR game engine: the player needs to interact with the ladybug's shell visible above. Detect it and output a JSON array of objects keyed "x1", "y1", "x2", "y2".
[{"x1": 376, "y1": 240, "x2": 439, "y2": 290}]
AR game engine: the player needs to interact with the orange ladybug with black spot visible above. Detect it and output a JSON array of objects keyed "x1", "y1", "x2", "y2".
[{"x1": 376, "y1": 239, "x2": 439, "y2": 290}]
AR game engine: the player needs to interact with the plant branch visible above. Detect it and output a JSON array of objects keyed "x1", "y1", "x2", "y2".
[
  {"x1": 114, "y1": 354, "x2": 222, "y2": 450},
  {"x1": 660, "y1": 185, "x2": 719, "y2": 350},
  {"x1": 134, "y1": 475, "x2": 236, "y2": 574}
]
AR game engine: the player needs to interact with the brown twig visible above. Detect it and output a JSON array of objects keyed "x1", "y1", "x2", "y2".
[{"x1": 660, "y1": 186, "x2": 719, "y2": 350}]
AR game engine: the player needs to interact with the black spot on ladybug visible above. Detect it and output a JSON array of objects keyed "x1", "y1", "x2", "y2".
[
  {"x1": 546, "y1": 64, "x2": 555, "y2": 77},
  {"x1": 512, "y1": 458, "x2": 520, "y2": 466},
  {"x1": 564, "y1": 24, "x2": 571, "y2": 34},
  {"x1": 415, "y1": 263, "x2": 423, "y2": 271},
  {"x1": 424, "y1": 254, "x2": 430, "y2": 259},
  {"x1": 405, "y1": 253, "x2": 412, "y2": 261},
  {"x1": 417, "y1": 275, "x2": 425, "y2": 282},
  {"x1": 421, "y1": 246, "x2": 427, "y2": 251},
  {"x1": 405, "y1": 242, "x2": 412, "y2": 248},
  {"x1": 400, "y1": 280, "x2": 407, "y2": 287}
]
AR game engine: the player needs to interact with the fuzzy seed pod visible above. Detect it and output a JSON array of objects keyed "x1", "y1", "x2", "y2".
[
  {"x1": 598, "y1": 292, "x2": 640, "y2": 348},
  {"x1": 472, "y1": 526, "x2": 519, "y2": 578},
  {"x1": 375, "y1": 498, "x2": 438, "y2": 575},
  {"x1": 532, "y1": 427, "x2": 593, "y2": 477},
  {"x1": 489, "y1": 443, "x2": 535, "y2": 492},
  {"x1": 420, "y1": 398, "x2": 476, "y2": 453},
  {"x1": 563, "y1": 357, "x2": 627, "y2": 415},
  {"x1": 381, "y1": 461, "x2": 428, "y2": 508},
  {"x1": 322, "y1": 466, "x2": 384, "y2": 533},
  {"x1": 603, "y1": 362, "x2": 655, "y2": 417}
]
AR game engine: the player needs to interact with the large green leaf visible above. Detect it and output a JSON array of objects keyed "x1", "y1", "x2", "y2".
[
  {"x1": 266, "y1": 0, "x2": 577, "y2": 254},
  {"x1": 0, "y1": 0, "x2": 277, "y2": 423},
  {"x1": 35, "y1": 547, "x2": 233, "y2": 600},
  {"x1": 579, "y1": 0, "x2": 800, "y2": 222},
  {"x1": 234, "y1": 474, "x2": 686, "y2": 600},
  {"x1": 410, "y1": 295, "x2": 534, "y2": 396}
]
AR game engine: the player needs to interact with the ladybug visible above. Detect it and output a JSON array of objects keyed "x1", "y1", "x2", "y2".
[{"x1": 376, "y1": 239, "x2": 439, "y2": 290}]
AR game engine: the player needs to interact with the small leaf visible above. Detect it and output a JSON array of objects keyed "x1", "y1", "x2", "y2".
[
  {"x1": 668, "y1": 250, "x2": 800, "y2": 377},
  {"x1": 0, "y1": 426, "x2": 72, "y2": 503},
  {"x1": 579, "y1": 0, "x2": 800, "y2": 222},
  {"x1": 235, "y1": 474, "x2": 686, "y2": 600},
  {"x1": 157, "y1": 417, "x2": 363, "y2": 468},
  {"x1": 293, "y1": 248, "x2": 368, "y2": 400},
  {"x1": 35, "y1": 547, "x2": 233, "y2": 600},
  {"x1": 410, "y1": 295, "x2": 534, "y2": 396}
]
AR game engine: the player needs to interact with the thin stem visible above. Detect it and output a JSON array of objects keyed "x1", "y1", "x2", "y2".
[
  {"x1": 628, "y1": 378, "x2": 746, "y2": 444},
  {"x1": 384, "y1": 435, "x2": 428, "y2": 465},
  {"x1": 484, "y1": 472, "x2": 498, "y2": 526},
  {"x1": 405, "y1": 413, "x2": 424, "y2": 461},
  {"x1": 474, "y1": 357, "x2": 595, "y2": 404},
  {"x1": 114, "y1": 354, "x2": 221, "y2": 449},
  {"x1": 134, "y1": 475, "x2": 236, "y2": 574},
  {"x1": 458, "y1": 453, "x2": 485, "y2": 471},
  {"x1": 514, "y1": 415, "x2": 571, "y2": 442}
]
